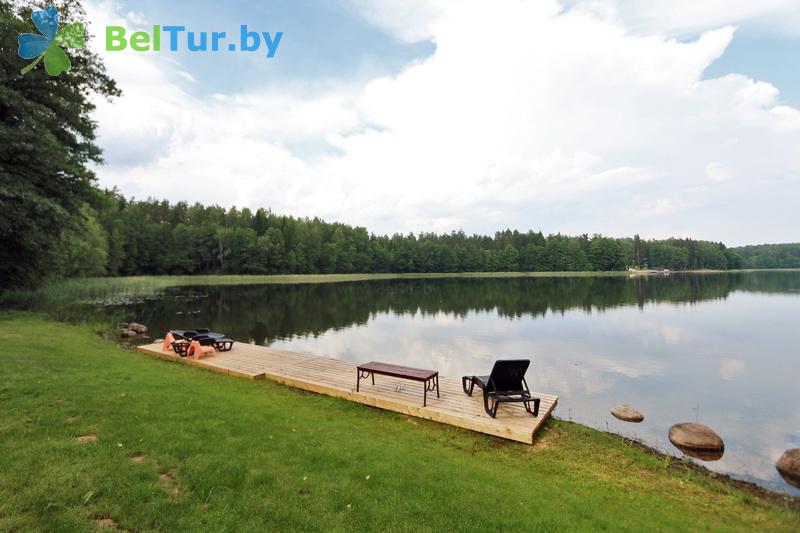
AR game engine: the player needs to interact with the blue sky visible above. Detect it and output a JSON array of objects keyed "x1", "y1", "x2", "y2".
[
  {"x1": 87, "y1": 1, "x2": 800, "y2": 245},
  {"x1": 109, "y1": 0, "x2": 800, "y2": 105},
  {"x1": 103, "y1": 0, "x2": 434, "y2": 95},
  {"x1": 703, "y1": 32, "x2": 800, "y2": 107}
]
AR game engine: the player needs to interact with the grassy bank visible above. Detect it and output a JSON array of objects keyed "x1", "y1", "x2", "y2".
[{"x1": 0, "y1": 314, "x2": 797, "y2": 531}]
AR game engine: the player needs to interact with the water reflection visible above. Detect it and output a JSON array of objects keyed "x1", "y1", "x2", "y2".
[{"x1": 104, "y1": 272, "x2": 800, "y2": 494}]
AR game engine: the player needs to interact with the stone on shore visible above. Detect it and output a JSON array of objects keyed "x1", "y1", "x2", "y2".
[
  {"x1": 668, "y1": 423, "x2": 724, "y2": 461},
  {"x1": 611, "y1": 404, "x2": 644, "y2": 422},
  {"x1": 128, "y1": 322, "x2": 148, "y2": 334},
  {"x1": 776, "y1": 448, "x2": 800, "y2": 488}
]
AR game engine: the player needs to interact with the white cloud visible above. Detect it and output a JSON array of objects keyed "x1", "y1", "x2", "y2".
[
  {"x1": 720, "y1": 358, "x2": 746, "y2": 380},
  {"x1": 566, "y1": 0, "x2": 800, "y2": 37},
  {"x1": 87, "y1": 0, "x2": 800, "y2": 244},
  {"x1": 341, "y1": 0, "x2": 446, "y2": 43},
  {"x1": 124, "y1": 10, "x2": 146, "y2": 26},
  {"x1": 705, "y1": 163, "x2": 733, "y2": 183}
]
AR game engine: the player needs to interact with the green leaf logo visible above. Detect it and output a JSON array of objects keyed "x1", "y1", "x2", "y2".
[{"x1": 17, "y1": 5, "x2": 85, "y2": 76}]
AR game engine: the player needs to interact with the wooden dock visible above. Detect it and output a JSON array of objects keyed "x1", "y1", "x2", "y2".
[{"x1": 136, "y1": 342, "x2": 558, "y2": 444}]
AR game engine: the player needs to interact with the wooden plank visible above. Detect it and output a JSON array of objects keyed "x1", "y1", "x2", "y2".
[
  {"x1": 137, "y1": 346, "x2": 266, "y2": 380},
  {"x1": 135, "y1": 342, "x2": 558, "y2": 444}
]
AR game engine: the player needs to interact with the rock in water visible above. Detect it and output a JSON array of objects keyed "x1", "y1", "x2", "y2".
[
  {"x1": 611, "y1": 404, "x2": 644, "y2": 422},
  {"x1": 668, "y1": 423, "x2": 724, "y2": 461},
  {"x1": 120, "y1": 329, "x2": 137, "y2": 338},
  {"x1": 128, "y1": 322, "x2": 148, "y2": 334},
  {"x1": 776, "y1": 449, "x2": 800, "y2": 488}
]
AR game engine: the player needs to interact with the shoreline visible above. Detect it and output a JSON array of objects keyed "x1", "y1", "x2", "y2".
[
  {"x1": 2, "y1": 312, "x2": 798, "y2": 530},
  {"x1": 123, "y1": 336, "x2": 800, "y2": 503},
  {"x1": 4, "y1": 268, "x2": 798, "y2": 308},
  {"x1": 4, "y1": 271, "x2": 799, "y2": 501},
  {"x1": 587, "y1": 424, "x2": 800, "y2": 508}
]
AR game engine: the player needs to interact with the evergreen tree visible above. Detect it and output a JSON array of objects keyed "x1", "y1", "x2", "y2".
[{"x1": 0, "y1": 0, "x2": 119, "y2": 288}]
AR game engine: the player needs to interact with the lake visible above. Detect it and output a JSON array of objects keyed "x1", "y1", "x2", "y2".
[{"x1": 104, "y1": 271, "x2": 800, "y2": 494}]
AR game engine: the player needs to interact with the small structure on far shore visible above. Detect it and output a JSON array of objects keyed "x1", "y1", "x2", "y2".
[{"x1": 627, "y1": 267, "x2": 671, "y2": 275}]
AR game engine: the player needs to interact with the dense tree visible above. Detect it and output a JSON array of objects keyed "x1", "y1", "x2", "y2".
[
  {"x1": 0, "y1": 0, "x2": 119, "y2": 288},
  {"x1": 733, "y1": 243, "x2": 800, "y2": 269},
  {"x1": 44, "y1": 190, "x2": 742, "y2": 279},
  {"x1": 588, "y1": 237, "x2": 621, "y2": 271}
]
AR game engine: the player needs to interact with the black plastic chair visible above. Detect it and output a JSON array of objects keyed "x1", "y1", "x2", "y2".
[
  {"x1": 171, "y1": 335, "x2": 215, "y2": 357},
  {"x1": 193, "y1": 328, "x2": 232, "y2": 348},
  {"x1": 462, "y1": 360, "x2": 540, "y2": 418},
  {"x1": 170, "y1": 330, "x2": 198, "y2": 340},
  {"x1": 212, "y1": 338, "x2": 235, "y2": 352},
  {"x1": 170, "y1": 329, "x2": 234, "y2": 354}
]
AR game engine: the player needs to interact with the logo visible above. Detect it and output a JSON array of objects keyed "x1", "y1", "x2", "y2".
[
  {"x1": 17, "y1": 5, "x2": 85, "y2": 76},
  {"x1": 105, "y1": 25, "x2": 283, "y2": 58}
]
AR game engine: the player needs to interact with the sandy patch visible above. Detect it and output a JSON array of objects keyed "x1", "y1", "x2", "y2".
[
  {"x1": 95, "y1": 517, "x2": 120, "y2": 530},
  {"x1": 160, "y1": 471, "x2": 180, "y2": 496}
]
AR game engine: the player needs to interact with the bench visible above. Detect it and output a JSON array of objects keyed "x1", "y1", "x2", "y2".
[{"x1": 356, "y1": 361, "x2": 439, "y2": 406}]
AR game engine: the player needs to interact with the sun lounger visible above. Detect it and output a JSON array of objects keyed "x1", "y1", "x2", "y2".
[
  {"x1": 168, "y1": 329, "x2": 234, "y2": 354},
  {"x1": 462, "y1": 359, "x2": 540, "y2": 418}
]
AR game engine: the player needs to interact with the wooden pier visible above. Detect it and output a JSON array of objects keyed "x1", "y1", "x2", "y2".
[{"x1": 136, "y1": 342, "x2": 558, "y2": 444}]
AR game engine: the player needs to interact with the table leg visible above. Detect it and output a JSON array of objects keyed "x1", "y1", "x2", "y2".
[
  {"x1": 436, "y1": 374, "x2": 440, "y2": 398},
  {"x1": 356, "y1": 368, "x2": 360, "y2": 392},
  {"x1": 423, "y1": 381, "x2": 427, "y2": 407}
]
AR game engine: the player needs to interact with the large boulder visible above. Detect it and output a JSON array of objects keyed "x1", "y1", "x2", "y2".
[
  {"x1": 128, "y1": 322, "x2": 148, "y2": 334},
  {"x1": 120, "y1": 329, "x2": 138, "y2": 338},
  {"x1": 668, "y1": 423, "x2": 724, "y2": 461},
  {"x1": 776, "y1": 448, "x2": 800, "y2": 488},
  {"x1": 611, "y1": 404, "x2": 644, "y2": 422}
]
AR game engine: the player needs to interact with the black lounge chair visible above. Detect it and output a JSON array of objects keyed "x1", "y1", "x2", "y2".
[
  {"x1": 170, "y1": 330, "x2": 198, "y2": 340},
  {"x1": 170, "y1": 329, "x2": 235, "y2": 355},
  {"x1": 462, "y1": 359, "x2": 540, "y2": 418},
  {"x1": 171, "y1": 335, "x2": 215, "y2": 357},
  {"x1": 212, "y1": 337, "x2": 235, "y2": 352}
]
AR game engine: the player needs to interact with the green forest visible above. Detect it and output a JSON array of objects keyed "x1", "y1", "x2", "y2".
[
  {"x1": 734, "y1": 243, "x2": 800, "y2": 269},
  {"x1": 60, "y1": 190, "x2": 746, "y2": 280},
  {"x1": 0, "y1": 1, "x2": 794, "y2": 291}
]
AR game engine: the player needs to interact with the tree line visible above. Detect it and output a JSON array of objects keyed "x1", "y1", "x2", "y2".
[
  {"x1": 734, "y1": 243, "x2": 800, "y2": 269},
  {"x1": 52, "y1": 189, "x2": 742, "y2": 279}
]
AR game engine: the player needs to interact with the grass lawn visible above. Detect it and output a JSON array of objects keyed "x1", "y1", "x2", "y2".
[{"x1": 1, "y1": 314, "x2": 797, "y2": 531}]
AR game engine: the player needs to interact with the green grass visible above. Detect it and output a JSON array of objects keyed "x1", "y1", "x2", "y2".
[{"x1": 1, "y1": 313, "x2": 797, "y2": 532}]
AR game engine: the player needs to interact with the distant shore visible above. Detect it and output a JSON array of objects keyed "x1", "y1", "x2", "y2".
[{"x1": 3, "y1": 268, "x2": 800, "y2": 308}]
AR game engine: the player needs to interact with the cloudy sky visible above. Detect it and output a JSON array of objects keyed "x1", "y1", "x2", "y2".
[{"x1": 84, "y1": 0, "x2": 800, "y2": 245}]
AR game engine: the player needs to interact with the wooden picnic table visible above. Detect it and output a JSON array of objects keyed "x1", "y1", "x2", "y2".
[{"x1": 356, "y1": 361, "x2": 439, "y2": 406}]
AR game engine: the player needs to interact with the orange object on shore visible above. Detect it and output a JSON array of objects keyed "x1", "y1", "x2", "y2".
[
  {"x1": 188, "y1": 340, "x2": 215, "y2": 360},
  {"x1": 163, "y1": 332, "x2": 176, "y2": 350}
]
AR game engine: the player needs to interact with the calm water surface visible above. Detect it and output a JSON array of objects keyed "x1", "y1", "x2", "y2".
[{"x1": 108, "y1": 272, "x2": 800, "y2": 494}]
